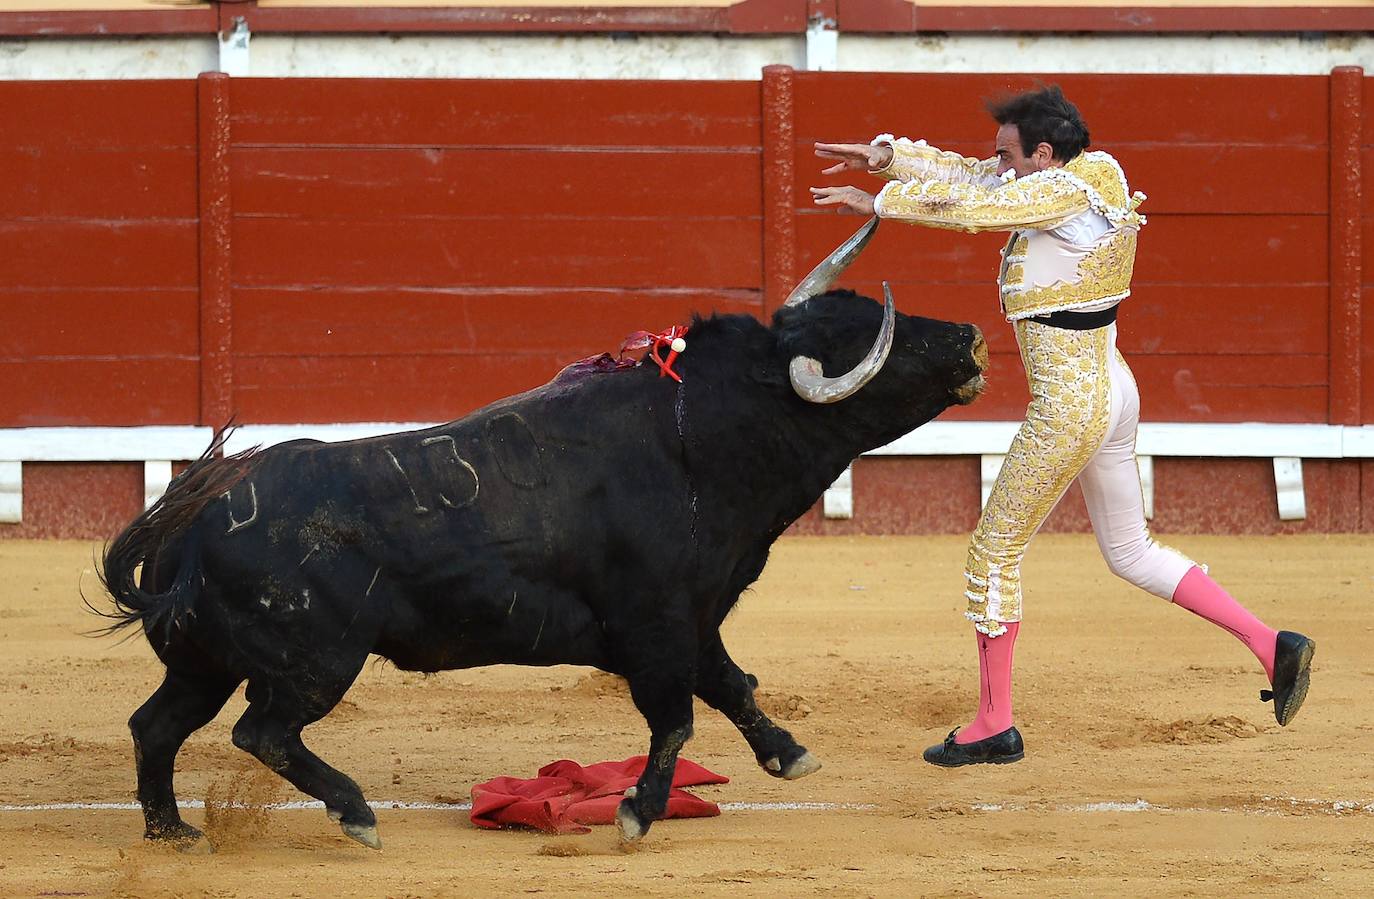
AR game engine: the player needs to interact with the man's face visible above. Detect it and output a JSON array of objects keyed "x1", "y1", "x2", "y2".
[{"x1": 994, "y1": 124, "x2": 1053, "y2": 179}]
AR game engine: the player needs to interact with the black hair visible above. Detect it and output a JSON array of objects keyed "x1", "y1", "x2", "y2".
[{"x1": 985, "y1": 84, "x2": 1090, "y2": 162}]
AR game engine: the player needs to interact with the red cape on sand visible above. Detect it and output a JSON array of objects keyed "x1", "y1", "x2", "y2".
[{"x1": 470, "y1": 756, "x2": 729, "y2": 834}]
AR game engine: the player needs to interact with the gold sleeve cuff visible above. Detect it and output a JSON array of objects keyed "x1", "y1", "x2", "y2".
[
  {"x1": 875, "y1": 172, "x2": 1092, "y2": 233},
  {"x1": 870, "y1": 134, "x2": 1000, "y2": 186}
]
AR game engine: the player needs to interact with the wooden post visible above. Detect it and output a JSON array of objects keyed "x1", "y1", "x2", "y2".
[
  {"x1": 761, "y1": 64, "x2": 797, "y2": 320},
  {"x1": 1329, "y1": 65, "x2": 1362, "y2": 426},
  {"x1": 1329, "y1": 65, "x2": 1363, "y2": 530},
  {"x1": 197, "y1": 71, "x2": 234, "y2": 428}
]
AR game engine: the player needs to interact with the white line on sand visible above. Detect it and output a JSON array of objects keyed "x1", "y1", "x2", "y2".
[
  {"x1": 0, "y1": 800, "x2": 874, "y2": 813},
  {"x1": 1, "y1": 797, "x2": 1370, "y2": 815},
  {"x1": 972, "y1": 797, "x2": 1374, "y2": 815}
]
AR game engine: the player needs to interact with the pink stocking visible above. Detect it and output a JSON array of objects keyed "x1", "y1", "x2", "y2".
[
  {"x1": 954, "y1": 622, "x2": 1019, "y2": 744},
  {"x1": 1171, "y1": 566, "x2": 1278, "y2": 682}
]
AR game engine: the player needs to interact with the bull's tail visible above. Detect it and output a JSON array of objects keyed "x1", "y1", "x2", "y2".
[{"x1": 90, "y1": 426, "x2": 260, "y2": 638}]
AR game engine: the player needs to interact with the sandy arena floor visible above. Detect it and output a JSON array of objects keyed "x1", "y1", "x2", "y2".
[{"x1": 0, "y1": 534, "x2": 1370, "y2": 897}]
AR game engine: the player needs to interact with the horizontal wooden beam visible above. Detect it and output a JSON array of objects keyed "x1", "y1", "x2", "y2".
[
  {"x1": 0, "y1": 7, "x2": 215, "y2": 36},
  {"x1": 840, "y1": 2, "x2": 1374, "y2": 34},
  {"x1": 3, "y1": 2, "x2": 1370, "y2": 37},
  {"x1": 236, "y1": 2, "x2": 805, "y2": 33}
]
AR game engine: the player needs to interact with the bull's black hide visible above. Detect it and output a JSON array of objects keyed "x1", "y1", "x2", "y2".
[{"x1": 96, "y1": 289, "x2": 984, "y2": 849}]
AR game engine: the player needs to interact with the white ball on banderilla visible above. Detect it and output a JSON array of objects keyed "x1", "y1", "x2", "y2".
[{"x1": 670, "y1": 337, "x2": 687, "y2": 353}]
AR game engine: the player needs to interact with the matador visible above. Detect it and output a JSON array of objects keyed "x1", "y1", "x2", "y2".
[{"x1": 810, "y1": 85, "x2": 1314, "y2": 766}]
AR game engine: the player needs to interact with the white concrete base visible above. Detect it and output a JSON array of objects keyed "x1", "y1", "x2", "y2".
[
  {"x1": 0, "y1": 33, "x2": 1368, "y2": 80},
  {"x1": 0, "y1": 461, "x2": 21, "y2": 524},
  {"x1": 1136, "y1": 455, "x2": 1155, "y2": 521},
  {"x1": 1273, "y1": 457, "x2": 1306, "y2": 521},
  {"x1": 0, "y1": 421, "x2": 1364, "y2": 526},
  {"x1": 822, "y1": 464, "x2": 852, "y2": 519},
  {"x1": 980, "y1": 454, "x2": 1005, "y2": 510},
  {"x1": 144, "y1": 461, "x2": 173, "y2": 511}
]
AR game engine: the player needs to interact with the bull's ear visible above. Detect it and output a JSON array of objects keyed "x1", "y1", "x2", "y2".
[
  {"x1": 787, "y1": 283, "x2": 896, "y2": 403},
  {"x1": 783, "y1": 217, "x2": 879, "y2": 308}
]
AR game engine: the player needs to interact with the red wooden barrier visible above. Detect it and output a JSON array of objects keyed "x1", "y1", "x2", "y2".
[
  {"x1": 223, "y1": 77, "x2": 763, "y2": 422},
  {"x1": 0, "y1": 72, "x2": 1358, "y2": 429},
  {"x1": 199, "y1": 72, "x2": 234, "y2": 427},
  {"x1": 762, "y1": 64, "x2": 798, "y2": 320},
  {"x1": 1, "y1": 71, "x2": 1371, "y2": 535},
  {"x1": 3, "y1": 1, "x2": 1370, "y2": 38},
  {"x1": 0, "y1": 80, "x2": 199, "y2": 427}
]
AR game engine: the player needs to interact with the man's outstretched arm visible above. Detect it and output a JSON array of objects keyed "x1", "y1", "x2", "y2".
[
  {"x1": 814, "y1": 138, "x2": 999, "y2": 186},
  {"x1": 810, "y1": 171, "x2": 1090, "y2": 231},
  {"x1": 872, "y1": 173, "x2": 1091, "y2": 233},
  {"x1": 869, "y1": 135, "x2": 1002, "y2": 187}
]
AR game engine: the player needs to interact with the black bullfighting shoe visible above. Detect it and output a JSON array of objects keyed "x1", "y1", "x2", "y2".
[
  {"x1": 922, "y1": 726, "x2": 1024, "y2": 767},
  {"x1": 1260, "y1": 630, "x2": 1316, "y2": 726}
]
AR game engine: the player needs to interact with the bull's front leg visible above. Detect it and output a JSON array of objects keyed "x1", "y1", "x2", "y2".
[
  {"x1": 614, "y1": 625, "x2": 697, "y2": 844},
  {"x1": 695, "y1": 634, "x2": 820, "y2": 780}
]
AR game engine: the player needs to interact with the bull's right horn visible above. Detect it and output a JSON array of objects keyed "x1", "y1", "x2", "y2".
[
  {"x1": 782, "y1": 216, "x2": 880, "y2": 308},
  {"x1": 788, "y1": 281, "x2": 897, "y2": 404}
]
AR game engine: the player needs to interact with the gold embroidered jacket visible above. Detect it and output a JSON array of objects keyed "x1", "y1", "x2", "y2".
[{"x1": 869, "y1": 135, "x2": 1146, "y2": 320}]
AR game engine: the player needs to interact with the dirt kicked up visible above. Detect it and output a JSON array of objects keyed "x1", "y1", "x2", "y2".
[{"x1": 0, "y1": 534, "x2": 1370, "y2": 897}]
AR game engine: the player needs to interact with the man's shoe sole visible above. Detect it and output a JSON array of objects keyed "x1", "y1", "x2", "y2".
[
  {"x1": 1276, "y1": 638, "x2": 1314, "y2": 727},
  {"x1": 925, "y1": 752, "x2": 1025, "y2": 768}
]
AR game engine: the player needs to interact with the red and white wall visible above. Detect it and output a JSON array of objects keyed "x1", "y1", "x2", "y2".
[{"x1": 3, "y1": 67, "x2": 1372, "y2": 536}]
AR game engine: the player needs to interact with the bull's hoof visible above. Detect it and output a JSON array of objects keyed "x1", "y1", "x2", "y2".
[
  {"x1": 175, "y1": 836, "x2": 215, "y2": 855},
  {"x1": 615, "y1": 799, "x2": 647, "y2": 844},
  {"x1": 761, "y1": 748, "x2": 822, "y2": 780},
  {"x1": 340, "y1": 821, "x2": 382, "y2": 850},
  {"x1": 146, "y1": 822, "x2": 213, "y2": 853},
  {"x1": 782, "y1": 750, "x2": 822, "y2": 780}
]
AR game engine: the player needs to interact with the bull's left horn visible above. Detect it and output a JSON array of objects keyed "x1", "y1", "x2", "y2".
[
  {"x1": 788, "y1": 282, "x2": 897, "y2": 404},
  {"x1": 783, "y1": 216, "x2": 880, "y2": 308}
]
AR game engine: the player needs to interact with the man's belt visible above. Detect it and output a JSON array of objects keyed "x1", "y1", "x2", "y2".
[{"x1": 1027, "y1": 305, "x2": 1118, "y2": 330}]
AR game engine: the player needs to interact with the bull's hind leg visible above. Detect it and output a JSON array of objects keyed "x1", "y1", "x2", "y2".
[
  {"x1": 694, "y1": 635, "x2": 820, "y2": 780},
  {"x1": 231, "y1": 659, "x2": 379, "y2": 849},
  {"x1": 130, "y1": 669, "x2": 240, "y2": 847}
]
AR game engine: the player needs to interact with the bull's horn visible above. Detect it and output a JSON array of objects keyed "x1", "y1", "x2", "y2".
[
  {"x1": 783, "y1": 216, "x2": 880, "y2": 308},
  {"x1": 788, "y1": 281, "x2": 897, "y2": 404}
]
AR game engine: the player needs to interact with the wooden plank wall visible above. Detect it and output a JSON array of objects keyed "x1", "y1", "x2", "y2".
[
  {"x1": 1362, "y1": 77, "x2": 1374, "y2": 425},
  {"x1": 0, "y1": 81, "x2": 201, "y2": 426},
  {"x1": 793, "y1": 73, "x2": 1331, "y2": 424},
  {"x1": 226, "y1": 78, "x2": 763, "y2": 423},
  {"x1": 0, "y1": 72, "x2": 1357, "y2": 430}
]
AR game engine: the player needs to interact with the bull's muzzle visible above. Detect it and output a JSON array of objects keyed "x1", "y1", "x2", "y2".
[{"x1": 952, "y1": 327, "x2": 988, "y2": 405}]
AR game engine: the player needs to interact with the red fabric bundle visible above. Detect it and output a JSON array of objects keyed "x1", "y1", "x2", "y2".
[{"x1": 470, "y1": 756, "x2": 729, "y2": 834}]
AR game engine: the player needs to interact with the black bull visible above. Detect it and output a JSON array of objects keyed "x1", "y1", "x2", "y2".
[{"x1": 97, "y1": 288, "x2": 986, "y2": 849}]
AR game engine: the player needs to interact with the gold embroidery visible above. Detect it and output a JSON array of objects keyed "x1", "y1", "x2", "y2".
[
  {"x1": 1053, "y1": 151, "x2": 1145, "y2": 227},
  {"x1": 877, "y1": 147, "x2": 1145, "y2": 319},
  {"x1": 1065, "y1": 152, "x2": 1131, "y2": 218},
  {"x1": 877, "y1": 137, "x2": 1000, "y2": 186},
  {"x1": 964, "y1": 322, "x2": 1114, "y2": 635},
  {"x1": 1002, "y1": 228, "x2": 1139, "y2": 319},
  {"x1": 876, "y1": 172, "x2": 1090, "y2": 233}
]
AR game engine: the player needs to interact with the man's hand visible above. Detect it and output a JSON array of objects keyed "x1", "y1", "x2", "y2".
[
  {"x1": 814, "y1": 142, "x2": 893, "y2": 175},
  {"x1": 810, "y1": 186, "x2": 876, "y2": 216}
]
